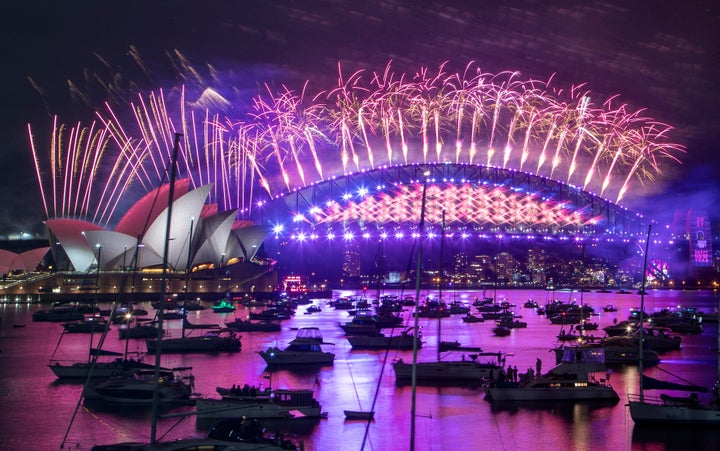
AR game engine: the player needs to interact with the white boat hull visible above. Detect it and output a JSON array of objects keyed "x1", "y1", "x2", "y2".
[{"x1": 628, "y1": 400, "x2": 720, "y2": 424}]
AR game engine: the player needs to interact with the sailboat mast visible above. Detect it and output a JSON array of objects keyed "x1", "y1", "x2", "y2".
[
  {"x1": 88, "y1": 244, "x2": 101, "y2": 363},
  {"x1": 579, "y1": 243, "x2": 585, "y2": 332},
  {"x1": 151, "y1": 133, "x2": 182, "y2": 444},
  {"x1": 125, "y1": 235, "x2": 143, "y2": 359},
  {"x1": 374, "y1": 238, "x2": 384, "y2": 305},
  {"x1": 637, "y1": 224, "x2": 652, "y2": 403},
  {"x1": 181, "y1": 217, "x2": 194, "y2": 340},
  {"x1": 437, "y1": 209, "x2": 445, "y2": 363},
  {"x1": 410, "y1": 171, "x2": 430, "y2": 451}
]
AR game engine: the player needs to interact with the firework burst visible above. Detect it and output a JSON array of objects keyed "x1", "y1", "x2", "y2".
[{"x1": 29, "y1": 61, "x2": 684, "y2": 226}]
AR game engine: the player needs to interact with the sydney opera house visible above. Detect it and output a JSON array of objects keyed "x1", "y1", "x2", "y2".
[{"x1": 0, "y1": 179, "x2": 276, "y2": 302}]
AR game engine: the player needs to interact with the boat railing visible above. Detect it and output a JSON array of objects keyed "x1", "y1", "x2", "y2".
[{"x1": 627, "y1": 392, "x2": 663, "y2": 404}]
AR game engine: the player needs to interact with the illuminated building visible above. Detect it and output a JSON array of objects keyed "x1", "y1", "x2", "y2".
[{"x1": 342, "y1": 242, "x2": 361, "y2": 279}]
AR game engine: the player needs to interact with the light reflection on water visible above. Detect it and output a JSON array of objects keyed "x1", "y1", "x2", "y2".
[{"x1": 0, "y1": 288, "x2": 719, "y2": 451}]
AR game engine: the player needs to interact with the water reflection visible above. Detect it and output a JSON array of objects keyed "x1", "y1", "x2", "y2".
[
  {"x1": 1, "y1": 288, "x2": 718, "y2": 450},
  {"x1": 632, "y1": 424, "x2": 720, "y2": 451},
  {"x1": 488, "y1": 398, "x2": 619, "y2": 415}
]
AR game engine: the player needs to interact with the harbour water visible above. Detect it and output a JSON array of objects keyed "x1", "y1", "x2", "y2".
[{"x1": 1, "y1": 288, "x2": 719, "y2": 451}]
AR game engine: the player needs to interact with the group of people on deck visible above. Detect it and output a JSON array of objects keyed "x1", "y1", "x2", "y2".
[
  {"x1": 502, "y1": 366, "x2": 517, "y2": 382},
  {"x1": 488, "y1": 358, "x2": 544, "y2": 387},
  {"x1": 229, "y1": 383, "x2": 271, "y2": 397}
]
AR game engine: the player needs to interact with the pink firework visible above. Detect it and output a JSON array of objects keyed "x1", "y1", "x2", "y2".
[{"x1": 30, "y1": 61, "x2": 685, "y2": 225}]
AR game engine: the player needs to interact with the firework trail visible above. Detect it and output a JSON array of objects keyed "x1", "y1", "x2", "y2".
[{"x1": 30, "y1": 61, "x2": 685, "y2": 226}]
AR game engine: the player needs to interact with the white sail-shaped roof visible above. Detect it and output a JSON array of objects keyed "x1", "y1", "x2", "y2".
[
  {"x1": 230, "y1": 225, "x2": 271, "y2": 262},
  {"x1": 193, "y1": 210, "x2": 238, "y2": 267},
  {"x1": 140, "y1": 184, "x2": 212, "y2": 270},
  {"x1": 45, "y1": 219, "x2": 105, "y2": 272},
  {"x1": 83, "y1": 231, "x2": 143, "y2": 270}
]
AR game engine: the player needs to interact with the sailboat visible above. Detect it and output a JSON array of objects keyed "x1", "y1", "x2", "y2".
[
  {"x1": 393, "y1": 346, "x2": 505, "y2": 382},
  {"x1": 85, "y1": 135, "x2": 302, "y2": 451},
  {"x1": 81, "y1": 136, "x2": 196, "y2": 410},
  {"x1": 49, "y1": 349, "x2": 159, "y2": 380},
  {"x1": 627, "y1": 224, "x2": 720, "y2": 424},
  {"x1": 49, "y1": 248, "x2": 157, "y2": 380},
  {"x1": 393, "y1": 209, "x2": 505, "y2": 384},
  {"x1": 48, "y1": 333, "x2": 161, "y2": 380},
  {"x1": 146, "y1": 328, "x2": 241, "y2": 353},
  {"x1": 343, "y1": 360, "x2": 375, "y2": 421},
  {"x1": 82, "y1": 366, "x2": 195, "y2": 409}
]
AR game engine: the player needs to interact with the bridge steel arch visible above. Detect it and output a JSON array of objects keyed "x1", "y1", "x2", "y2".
[{"x1": 255, "y1": 163, "x2": 647, "y2": 241}]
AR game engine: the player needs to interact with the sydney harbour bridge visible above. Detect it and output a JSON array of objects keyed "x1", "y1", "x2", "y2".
[{"x1": 260, "y1": 162, "x2": 646, "y2": 240}]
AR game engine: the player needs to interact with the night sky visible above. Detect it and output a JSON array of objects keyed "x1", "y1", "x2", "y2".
[{"x1": 2, "y1": 0, "x2": 719, "y2": 237}]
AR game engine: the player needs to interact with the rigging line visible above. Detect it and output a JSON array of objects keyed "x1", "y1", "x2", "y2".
[
  {"x1": 156, "y1": 414, "x2": 192, "y2": 443},
  {"x1": 62, "y1": 244, "x2": 118, "y2": 447},
  {"x1": 170, "y1": 224, "x2": 193, "y2": 276},
  {"x1": 488, "y1": 388, "x2": 507, "y2": 451},
  {"x1": 152, "y1": 133, "x2": 183, "y2": 445},
  {"x1": 346, "y1": 361, "x2": 363, "y2": 412},
  {"x1": 638, "y1": 223, "x2": 652, "y2": 402},
  {"x1": 84, "y1": 405, "x2": 138, "y2": 443},
  {"x1": 362, "y1": 338, "x2": 395, "y2": 451},
  {"x1": 49, "y1": 329, "x2": 67, "y2": 361},
  {"x1": 61, "y1": 150, "x2": 179, "y2": 449},
  {"x1": 60, "y1": 297, "x2": 118, "y2": 448},
  {"x1": 654, "y1": 365, "x2": 706, "y2": 386}
]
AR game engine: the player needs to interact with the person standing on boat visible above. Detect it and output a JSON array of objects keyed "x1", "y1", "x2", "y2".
[{"x1": 536, "y1": 358, "x2": 542, "y2": 378}]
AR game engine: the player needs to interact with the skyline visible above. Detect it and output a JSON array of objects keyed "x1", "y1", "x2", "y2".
[{"x1": 2, "y1": 1, "x2": 719, "y2": 236}]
